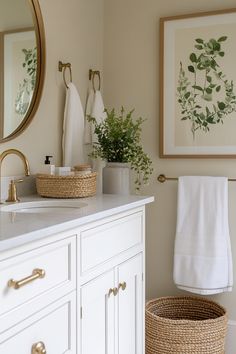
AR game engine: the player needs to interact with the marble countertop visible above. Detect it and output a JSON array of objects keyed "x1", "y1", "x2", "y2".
[{"x1": 0, "y1": 194, "x2": 154, "y2": 252}]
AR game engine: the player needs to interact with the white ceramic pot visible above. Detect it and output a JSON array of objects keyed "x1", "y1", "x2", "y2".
[{"x1": 103, "y1": 162, "x2": 130, "y2": 195}]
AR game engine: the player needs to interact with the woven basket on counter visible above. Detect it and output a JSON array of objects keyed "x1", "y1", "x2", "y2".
[
  {"x1": 146, "y1": 296, "x2": 227, "y2": 354},
  {"x1": 36, "y1": 172, "x2": 97, "y2": 198}
]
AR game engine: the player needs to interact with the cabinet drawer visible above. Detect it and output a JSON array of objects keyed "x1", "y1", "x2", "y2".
[
  {"x1": 81, "y1": 211, "x2": 142, "y2": 273},
  {"x1": 0, "y1": 292, "x2": 76, "y2": 354},
  {"x1": 0, "y1": 236, "x2": 76, "y2": 317}
]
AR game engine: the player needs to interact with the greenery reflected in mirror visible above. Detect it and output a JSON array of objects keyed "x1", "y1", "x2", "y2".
[{"x1": 0, "y1": 0, "x2": 45, "y2": 142}]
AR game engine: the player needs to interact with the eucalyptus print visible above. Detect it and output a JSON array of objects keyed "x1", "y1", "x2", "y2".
[{"x1": 177, "y1": 36, "x2": 236, "y2": 139}]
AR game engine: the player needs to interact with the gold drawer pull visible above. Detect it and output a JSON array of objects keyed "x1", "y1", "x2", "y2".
[
  {"x1": 8, "y1": 268, "x2": 45, "y2": 290},
  {"x1": 118, "y1": 281, "x2": 127, "y2": 291},
  {"x1": 31, "y1": 341, "x2": 46, "y2": 354},
  {"x1": 108, "y1": 287, "x2": 118, "y2": 297}
]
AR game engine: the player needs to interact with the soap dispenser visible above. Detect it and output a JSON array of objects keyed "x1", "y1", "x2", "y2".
[{"x1": 40, "y1": 155, "x2": 55, "y2": 175}]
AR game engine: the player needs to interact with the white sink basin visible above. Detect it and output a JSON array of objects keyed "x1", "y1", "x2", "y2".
[{"x1": 0, "y1": 200, "x2": 87, "y2": 213}]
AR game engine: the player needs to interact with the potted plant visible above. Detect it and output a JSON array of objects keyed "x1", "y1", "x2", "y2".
[{"x1": 87, "y1": 107, "x2": 153, "y2": 194}]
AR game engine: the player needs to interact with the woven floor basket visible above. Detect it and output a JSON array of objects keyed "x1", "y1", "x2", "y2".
[
  {"x1": 36, "y1": 173, "x2": 97, "y2": 198},
  {"x1": 146, "y1": 296, "x2": 227, "y2": 354}
]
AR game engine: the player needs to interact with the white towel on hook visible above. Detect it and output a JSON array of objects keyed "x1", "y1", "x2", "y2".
[
  {"x1": 84, "y1": 90, "x2": 106, "y2": 144},
  {"x1": 84, "y1": 89, "x2": 107, "y2": 193},
  {"x1": 173, "y1": 176, "x2": 233, "y2": 295},
  {"x1": 62, "y1": 82, "x2": 84, "y2": 167},
  {"x1": 91, "y1": 90, "x2": 107, "y2": 193},
  {"x1": 91, "y1": 90, "x2": 107, "y2": 143},
  {"x1": 84, "y1": 89, "x2": 94, "y2": 145}
]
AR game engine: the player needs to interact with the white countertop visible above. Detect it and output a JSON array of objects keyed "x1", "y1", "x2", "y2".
[{"x1": 0, "y1": 194, "x2": 154, "y2": 252}]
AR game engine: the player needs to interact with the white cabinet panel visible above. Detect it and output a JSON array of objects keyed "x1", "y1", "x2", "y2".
[
  {"x1": 81, "y1": 270, "x2": 115, "y2": 354},
  {"x1": 81, "y1": 253, "x2": 144, "y2": 354},
  {"x1": 118, "y1": 254, "x2": 143, "y2": 354},
  {"x1": 81, "y1": 212, "x2": 142, "y2": 273},
  {"x1": 0, "y1": 292, "x2": 76, "y2": 354},
  {"x1": 0, "y1": 236, "x2": 76, "y2": 317}
]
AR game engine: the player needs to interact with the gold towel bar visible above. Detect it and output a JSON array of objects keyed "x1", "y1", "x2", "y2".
[
  {"x1": 157, "y1": 174, "x2": 236, "y2": 183},
  {"x1": 58, "y1": 61, "x2": 72, "y2": 88},
  {"x1": 89, "y1": 69, "x2": 101, "y2": 92}
]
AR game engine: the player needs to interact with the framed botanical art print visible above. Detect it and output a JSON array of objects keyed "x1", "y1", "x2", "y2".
[{"x1": 160, "y1": 8, "x2": 236, "y2": 157}]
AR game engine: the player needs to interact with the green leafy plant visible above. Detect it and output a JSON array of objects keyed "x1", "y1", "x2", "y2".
[
  {"x1": 87, "y1": 107, "x2": 153, "y2": 191},
  {"x1": 177, "y1": 36, "x2": 236, "y2": 138},
  {"x1": 15, "y1": 47, "x2": 37, "y2": 115}
]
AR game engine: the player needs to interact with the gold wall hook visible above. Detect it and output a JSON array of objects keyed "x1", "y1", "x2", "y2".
[
  {"x1": 58, "y1": 61, "x2": 72, "y2": 88},
  {"x1": 89, "y1": 69, "x2": 101, "y2": 92}
]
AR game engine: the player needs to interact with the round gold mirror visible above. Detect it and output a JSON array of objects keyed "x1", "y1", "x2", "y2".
[{"x1": 0, "y1": 0, "x2": 45, "y2": 142}]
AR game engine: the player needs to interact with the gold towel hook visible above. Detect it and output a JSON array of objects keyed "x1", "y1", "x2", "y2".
[
  {"x1": 58, "y1": 61, "x2": 72, "y2": 88},
  {"x1": 89, "y1": 69, "x2": 101, "y2": 92}
]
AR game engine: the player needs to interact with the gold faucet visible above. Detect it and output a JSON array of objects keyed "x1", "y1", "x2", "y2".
[{"x1": 0, "y1": 149, "x2": 30, "y2": 203}]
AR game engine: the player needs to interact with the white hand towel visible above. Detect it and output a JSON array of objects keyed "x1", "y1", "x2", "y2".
[
  {"x1": 62, "y1": 82, "x2": 84, "y2": 167},
  {"x1": 174, "y1": 176, "x2": 233, "y2": 295},
  {"x1": 84, "y1": 89, "x2": 106, "y2": 193},
  {"x1": 91, "y1": 90, "x2": 107, "y2": 143},
  {"x1": 84, "y1": 89, "x2": 94, "y2": 145},
  {"x1": 91, "y1": 91, "x2": 107, "y2": 193}
]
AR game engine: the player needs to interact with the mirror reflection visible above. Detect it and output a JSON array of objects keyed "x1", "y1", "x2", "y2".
[{"x1": 0, "y1": 0, "x2": 37, "y2": 140}]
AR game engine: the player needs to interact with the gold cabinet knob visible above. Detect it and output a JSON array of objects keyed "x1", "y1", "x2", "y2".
[
  {"x1": 31, "y1": 341, "x2": 46, "y2": 354},
  {"x1": 8, "y1": 268, "x2": 45, "y2": 289},
  {"x1": 108, "y1": 287, "x2": 118, "y2": 297},
  {"x1": 118, "y1": 281, "x2": 127, "y2": 291},
  {"x1": 108, "y1": 288, "x2": 113, "y2": 297}
]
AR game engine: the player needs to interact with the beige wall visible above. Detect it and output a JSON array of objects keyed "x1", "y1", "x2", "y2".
[
  {"x1": 1, "y1": 0, "x2": 235, "y2": 343},
  {"x1": 103, "y1": 0, "x2": 236, "y2": 327},
  {"x1": 0, "y1": 0, "x2": 104, "y2": 175}
]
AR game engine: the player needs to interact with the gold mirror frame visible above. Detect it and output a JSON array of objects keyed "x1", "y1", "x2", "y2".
[{"x1": 1, "y1": 0, "x2": 45, "y2": 143}]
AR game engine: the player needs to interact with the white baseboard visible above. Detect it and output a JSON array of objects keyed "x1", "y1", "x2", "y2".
[{"x1": 226, "y1": 320, "x2": 236, "y2": 354}]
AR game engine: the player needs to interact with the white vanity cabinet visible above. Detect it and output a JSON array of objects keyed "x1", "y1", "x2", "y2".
[{"x1": 0, "y1": 197, "x2": 150, "y2": 354}]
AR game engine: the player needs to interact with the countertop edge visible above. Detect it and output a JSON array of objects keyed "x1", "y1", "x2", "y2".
[{"x1": 0, "y1": 195, "x2": 154, "y2": 253}]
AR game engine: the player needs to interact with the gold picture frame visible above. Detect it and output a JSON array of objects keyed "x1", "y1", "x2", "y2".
[{"x1": 160, "y1": 8, "x2": 236, "y2": 158}]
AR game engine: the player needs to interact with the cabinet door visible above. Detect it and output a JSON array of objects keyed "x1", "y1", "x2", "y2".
[
  {"x1": 81, "y1": 270, "x2": 115, "y2": 354},
  {"x1": 117, "y1": 253, "x2": 143, "y2": 354}
]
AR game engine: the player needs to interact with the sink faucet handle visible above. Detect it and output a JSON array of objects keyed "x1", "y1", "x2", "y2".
[
  {"x1": 5, "y1": 179, "x2": 23, "y2": 203},
  {"x1": 15, "y1": 179, "x2": 24, "y2": 184}
]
